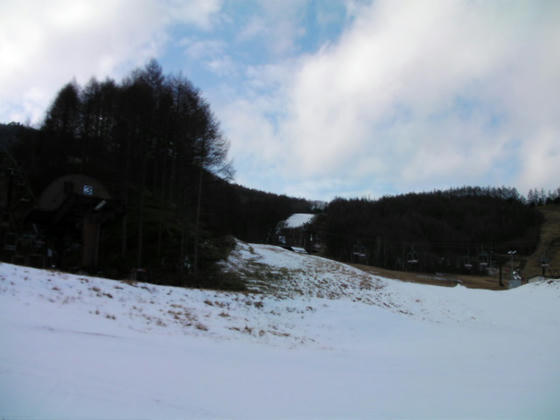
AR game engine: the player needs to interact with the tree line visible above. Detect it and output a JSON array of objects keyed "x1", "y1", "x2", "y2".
[{"x1": 526, "y1": 188, "x2": 560, "y2": 206}]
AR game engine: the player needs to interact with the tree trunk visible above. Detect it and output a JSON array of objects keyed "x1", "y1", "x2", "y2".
[
  {"x1": 136, "y1": 139, "x2": 147, "y2": 268},
  {"x1": 193, "y1": 166, "x2": 203, "y2": 278},
  {"x1": 121, "y1": 133, "x2": 131, "y2": 258},
  {"x1": 156, "y1": 154, "x2": 166, "y2": 260},
  {"x1": 178, "y1": 182, "x2": 189, "y2": 286}
]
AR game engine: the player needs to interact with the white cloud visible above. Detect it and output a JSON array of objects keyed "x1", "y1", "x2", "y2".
[
  {"x1": 236, "y1": 0, "x2": 308, "y2": 56},
  {"x1": 0, "y1": 0, "x2": 222, "y2": 125},
  {"x1": 518, "y1": 127, "x2": 560, "y2": 193},
  {"x1": 207, "y1": 56, "x2": 237, "y2": 77},
  {"x1": 179, "y1": 37, "x2": 236, "y2": 76},
  {"x1": 164, "y1": 0, "x2": 222, "y2": 29},
  {"x1": 221, "y1": 0, "x2": 560, "y2": 199}
]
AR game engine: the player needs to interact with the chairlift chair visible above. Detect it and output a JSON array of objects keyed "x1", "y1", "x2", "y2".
[
  {"x1": 463, "y1": 254, "x2": 473, "y2": 270},
  {"x1": 407, "y1": 247, "x2": 418, "y2": 264},
  {"x1": 479, "y1": 250, "x2": 489, "y2": 268}
]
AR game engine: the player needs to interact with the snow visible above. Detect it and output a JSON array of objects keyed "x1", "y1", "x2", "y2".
[
  {"x1": 1, "y1": 243, "x2": 560, "y2": 419},
  {"x1": 283, "y1": 213, "x2": 315, "y2": 228},
  {"x1": 291, "y1": 246, "x2": 307, "y2": 253}
]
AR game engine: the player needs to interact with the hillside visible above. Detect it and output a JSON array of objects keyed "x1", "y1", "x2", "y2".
[
  {"x1": 1, "y1": 242, "x2": 560, "y2": 419},
  {"x1": 322, "y1": 189, "x2": 542, "y2": 275},
  {"x1": 523, "y1": 204, "x2": 560, "y2": 279}
]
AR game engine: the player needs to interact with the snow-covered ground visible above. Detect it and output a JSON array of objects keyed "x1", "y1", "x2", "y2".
[{"x1": 1, "y1": 241, "x2": 559, "y2": 419}]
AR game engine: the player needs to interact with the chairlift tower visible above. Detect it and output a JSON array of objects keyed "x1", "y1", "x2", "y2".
[
  {"x1": 463, "y1": 249, "x2": 473, "y2": 271},
  {"x1": 507, "y1": 250, "x2": 519, "y2": 288},
  {"x1": 479, "y1": 247, "x2": 489, "y2": 268},
  {"x1": 540, "y1": 253, "x2": 549, "y2": 277}
]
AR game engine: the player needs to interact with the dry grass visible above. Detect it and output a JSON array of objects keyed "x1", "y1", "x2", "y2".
[
  {"x1": 352, "y1": 263, "x2": 503, "y2": 290},
  {"x1": 195, "y1": 322, "x2": 209, "y2": 331},
  {"x1": 90, "y1": 286, "x2": 113, "y2": 299},
  {"x1": 119, "y1": 279, "x2": 137, "y2": 287}
]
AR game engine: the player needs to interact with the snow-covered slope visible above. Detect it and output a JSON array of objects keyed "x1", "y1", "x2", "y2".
[
  {"x1": 283, "y1": 213, "x2": 315, "y2": 228},
  {"x1": 1, "y1": 242, "x2": 560, "y2": 419},
  {"x1": 223, "y1": 241, "x2": 560, "y2": 326}
]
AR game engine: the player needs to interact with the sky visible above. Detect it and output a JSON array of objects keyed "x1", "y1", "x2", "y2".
[{"x1": 1, "y1": 0, "x2": 559, "y2": 201}]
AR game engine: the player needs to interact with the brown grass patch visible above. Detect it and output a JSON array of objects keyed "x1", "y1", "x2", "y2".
[
  {"x1": 195, "y1": 322, "x2": 208, "y2": 331},
  {"x1": 351, "y1": 263, "x2": 502, "y2": 290}
]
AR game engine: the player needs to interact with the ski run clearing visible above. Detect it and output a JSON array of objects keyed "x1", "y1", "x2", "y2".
[
  {"x1": 282, "y1": 213, "x2": 316, "y2": 228},
  {"x1": 1, "y1": 240, "x2": 560, "y2": 419}
]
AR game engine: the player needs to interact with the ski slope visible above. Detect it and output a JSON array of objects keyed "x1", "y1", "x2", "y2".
[
  {"x1": 283, "y1": 213, "x2": 316, "y2": 228},
  {"x1": 1, "y1": 241, "x2": 559, "y2": 419}
]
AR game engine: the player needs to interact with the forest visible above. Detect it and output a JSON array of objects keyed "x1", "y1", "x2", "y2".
[
  {"x1": 0, "y1": 61, "x2": 311, "y2": 289},
  {"x1": 319, "y1": 187, "x2": 547, "y2": 274}
]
